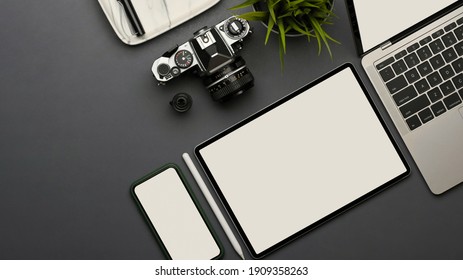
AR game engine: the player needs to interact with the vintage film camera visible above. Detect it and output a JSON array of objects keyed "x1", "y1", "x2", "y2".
[{"x1": 152, "y1": 16, "x2": 254, "y2": 102}]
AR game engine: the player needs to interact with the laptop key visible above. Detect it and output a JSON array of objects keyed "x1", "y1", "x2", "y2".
[
  {"x1": 442, "y1": 32, "x2": 457, "y2": 47},
  {"x1": 405, "y1": 68, "x2": 420, "y2": 83},
  {"x1": 417, "y1": 61, "x2": 433, "y2": 76},
  {"x1": 406, "y1": 115, "x2": 421, "y2": 131},
  {"x1": 392, "y1": 60, "x2": 408, "y2": 75},
  {"x1": 429, "y1": 54, "x2": 445, "y2": 70},
  {"x1": 417, "y1": 46, "x2": 432, "y2": 61},
  {"x1": 454, "y1": 41, "x2": 463, "y2": 55},
  {"x1": 420, "y1": 36, "x2": 432, "y2": 46},
  {"x1": 452, "y1": 73, "x2": 463, "y2": 89},
  {"x1": 431, "y1": 101, "x2": 447, "y2": 117},
  {"x1": 379, "y1": 66, "x2": 395, "y2": 82},
  {"x1": 407, "y1": 43, "x2": 420, "y2": 53},
  {"x1": 376, "y1": 57, "x2": 395, "y2": 70},
  {"x1": 395, "y1": 50, "x2": 408, "y2": 59},
  {"x1": 452, "y1": 58, "x2": 463, "y2": 73},
  {"x1": 432, "y1": 29, "x2": 444, "y2": 38},
  {"x1": 427, "y1": 72, "x2": 442, "y2": 87},
  {"x1": 439, "y1": 65, "x2": 455, "y2": 80},
  {"x1": 387, "y1": 75, "x2": 408, "y2": 94},
  {"x1": 441, "y1": 48, "x2": 457, "y2": 63},
  {"x1": 440, "y1": 80, "x2": 455, "y2": 96},
  {"x1": 393, "y1": 86, "x2": 418, "y2": 106},
  {"x1": 429, "y1": 39, "x2": 445, "y2": 54},
  {"x1": 457, "y1": 17, "x2": 463, "y2": 25},
  {"x1": 460, "y1": 89, "x2": 463, "y2": 99},
  {"x1": 444, "y1": 22, "x2": 457, "y2": 32},
  {"x1": 414, "y1": 78, "x2": 430, "y2": 94},
  {"x1": 443, "y1": 92, "x2": 462, "y2": 110},
  {"x1": 428, "y1": 87, "x2": 443, "y2": 103},
  {"x1": 455, "y1": 26, "x2": 463, "y2": 40},
  {"x1": 400, "y1": 94, "x2": 431, "y2": 118},
  {"x1": 418, "y1": 108, "x2": 434, "y2": 124},
  {"x1": 404, "y1": 53, "x2": 420, "y2": 68}
]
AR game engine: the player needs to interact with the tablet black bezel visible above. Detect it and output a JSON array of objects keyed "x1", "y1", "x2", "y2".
[{"x1": 195, "y1": 63, "x2": 410, "y2": 259}]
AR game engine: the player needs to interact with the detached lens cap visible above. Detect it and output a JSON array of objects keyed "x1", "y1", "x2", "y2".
[{"x1": 170, "y1": 93, "x2": 193, "y2": 113}]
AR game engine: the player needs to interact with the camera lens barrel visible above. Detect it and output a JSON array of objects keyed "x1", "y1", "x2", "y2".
[{"x1": 203, "y1": 56, "x2": 254, "y2": 102}]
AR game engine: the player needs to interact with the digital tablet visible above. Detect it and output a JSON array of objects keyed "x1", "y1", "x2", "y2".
[{"x1": 195, "y1": 64, "x2": 410, "y2": 258}]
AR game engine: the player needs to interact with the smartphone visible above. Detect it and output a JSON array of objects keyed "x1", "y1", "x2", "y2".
[{"x1": 132, "y1": 164, "x2": 222, "y2": 260}]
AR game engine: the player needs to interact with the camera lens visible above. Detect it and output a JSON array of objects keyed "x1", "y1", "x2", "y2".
[
  {"x1": 170, "y1": 93, "x2": 192, "y2": 113},
  {"x1": 203, "y1": 56, "x2": 254, "y2": 102}
]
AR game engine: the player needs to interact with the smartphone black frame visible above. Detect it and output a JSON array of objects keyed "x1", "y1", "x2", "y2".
[{"x1": 131, "y1": 163, "x2": 223, "y2": 260}]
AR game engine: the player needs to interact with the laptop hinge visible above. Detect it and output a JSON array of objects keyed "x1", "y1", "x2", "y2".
[{"x1": 380, "y1": 41, "x2": 392, "y2": 50}]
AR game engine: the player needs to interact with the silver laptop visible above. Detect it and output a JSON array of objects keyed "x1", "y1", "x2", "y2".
[{"x1": 347, "y1": 0, "x2": 463, "y2": 194}]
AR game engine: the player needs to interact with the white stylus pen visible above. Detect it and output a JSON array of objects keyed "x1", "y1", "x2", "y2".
[{"x1": 182, "y1": 153, "x2": 245, "y2": 260}]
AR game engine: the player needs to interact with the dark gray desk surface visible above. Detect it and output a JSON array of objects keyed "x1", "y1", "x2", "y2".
[{"x1": 1, "y1": 0, "x2": 462, "y2": 260}]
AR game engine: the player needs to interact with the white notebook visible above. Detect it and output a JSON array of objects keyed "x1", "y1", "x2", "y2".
[{"x1": 98, "y1": 0, "x2": 220, "y2": 45}]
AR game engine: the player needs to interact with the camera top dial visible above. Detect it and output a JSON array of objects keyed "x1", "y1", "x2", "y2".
[
  {"x1": 174, "y1": 50, "x2": 194, "y2": 69},
  {"x1": 223, "y1": 17, "x2": 249, "y2": 39}
]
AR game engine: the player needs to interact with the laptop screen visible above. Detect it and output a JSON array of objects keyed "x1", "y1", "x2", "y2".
[{"x1": 351, "y1": 0, "x2": 459, "y2": 53}]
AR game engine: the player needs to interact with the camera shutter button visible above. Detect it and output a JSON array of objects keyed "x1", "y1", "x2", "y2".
[
  {"x1": 171, "y1": 67, "x2": 180, "y2": 76},
  {"x1": 157, "y1": 63, "x2": 171, "y2": 76}
]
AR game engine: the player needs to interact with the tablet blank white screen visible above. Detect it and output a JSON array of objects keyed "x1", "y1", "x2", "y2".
[{"x1": 198, "y1": 68, "x2": 407, "y2": 254}]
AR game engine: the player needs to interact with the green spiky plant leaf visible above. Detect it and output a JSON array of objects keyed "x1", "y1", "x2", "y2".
[{"x1": 230, "y1": 0, "x2": 340, "y2": 68}]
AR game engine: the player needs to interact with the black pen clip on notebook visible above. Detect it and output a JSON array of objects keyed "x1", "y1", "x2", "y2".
[{"x1": 117, "y1": 0, "x2": 145, "y2": 36}]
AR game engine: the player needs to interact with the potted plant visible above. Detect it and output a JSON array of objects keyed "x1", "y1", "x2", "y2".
[{"x1": 230, "y1": 0, "x2": 338, "y2": 66}]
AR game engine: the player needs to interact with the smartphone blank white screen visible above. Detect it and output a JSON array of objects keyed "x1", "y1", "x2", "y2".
[{"x1": 133, "y1": 167, "x2": 220, "y2": 260}]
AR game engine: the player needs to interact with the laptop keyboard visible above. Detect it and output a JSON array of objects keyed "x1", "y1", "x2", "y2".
[{"x1": 376, "y1": 16, "x2": 463, "y2": 131}]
